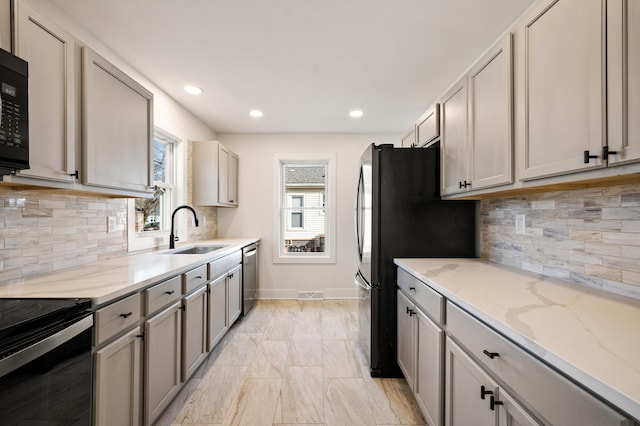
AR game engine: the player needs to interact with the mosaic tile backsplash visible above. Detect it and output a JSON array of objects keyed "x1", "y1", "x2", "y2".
[{"x1": 480, "y1": 182, "x2": 640, "y2": 300}]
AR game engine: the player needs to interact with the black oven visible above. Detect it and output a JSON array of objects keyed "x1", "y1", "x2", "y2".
[
  {"x1": 0, "y1": 298, "x2": 93, "y2": 425},
  {"x1": 0, "y1": 47, "x2": 29, "y2": 175}
]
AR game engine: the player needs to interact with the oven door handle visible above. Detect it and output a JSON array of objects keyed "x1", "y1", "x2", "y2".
[{"x1": 0, "y1": 314, "x2": 93, "y2": 378}]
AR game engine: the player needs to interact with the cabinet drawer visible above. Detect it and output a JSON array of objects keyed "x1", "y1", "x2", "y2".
[
  {"x1": 145, "y1": 275, "x2": 181, "y2": 315},
  {"x1": 208, "y1": 251, "x2": 242, "y2": 280},
  {"x1": 183, "y1": 265, "x2": 207, "y2": 294},
  {"x1": 397, "y1": 268, "x2": 443, "y2": 325},
  {"x1": 95, "y1": 293, "x2": 141, "y2": 345},
  {"x1": 446, "y1": 302, "x2": 629, "y2": 425}
]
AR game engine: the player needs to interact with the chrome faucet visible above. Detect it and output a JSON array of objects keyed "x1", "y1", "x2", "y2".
[{"x1": 169, "y1": 205, "x2": 199, "y2": 249}]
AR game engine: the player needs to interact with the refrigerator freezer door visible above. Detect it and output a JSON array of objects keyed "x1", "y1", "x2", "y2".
[{"x1": 355, "y1": 271, "x2": 372, "y2": 367}]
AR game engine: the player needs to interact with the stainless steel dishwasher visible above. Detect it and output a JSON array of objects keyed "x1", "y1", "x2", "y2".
[{"x1": 242, "y1": 242, "x2": 259, "y2": 314}]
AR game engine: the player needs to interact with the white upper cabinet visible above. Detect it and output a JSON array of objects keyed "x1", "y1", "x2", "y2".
[
  {"x1": 416, "y1": 104, "x2": 440, "y2": 147},
  {"x1": 440, "y1": 77, "x2": 470, "y2": 195},
  {"x1": 192, "y1": 140, "x2": 239, "y2": 207},
  {"x1": 82, "y1": 47, "x2": 153, "y2": 193},
  {"x1": 607, "y1": 0, "x2": 640, "y2": 166},
  {"x1": 518, "y1": 0, "x2": 606, "y2": 180},
  {"x1": 12, "y1": 0, "x2": 77, "y2": 183},
  {"x1": 469, "y1": 33, "x2": 514, "y2": 190}
]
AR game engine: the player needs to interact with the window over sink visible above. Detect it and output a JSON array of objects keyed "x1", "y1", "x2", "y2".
[
  {"x1": 128, "y1": 127, "x2": 182, "y2": 252},
  {"x1": 273, "y1": 153, "x2": 336, "y2": 263}
]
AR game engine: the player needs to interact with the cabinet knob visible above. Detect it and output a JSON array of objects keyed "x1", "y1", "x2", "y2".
[
  {"x1": 583, "y1": 150, "x2": 598, "y2": 164},
  {"x1": 120, "y1": 312, "x2": 133, "y2": 319},
  {"x1": 490, "y1": 395, "x2": 504, "y2": 411},
  {"x1": 483, "y1": 349, "x2": 500, "y2": 359},
  {"x1": 480, "y1": 385, "x2": 493, "y2": 400}
]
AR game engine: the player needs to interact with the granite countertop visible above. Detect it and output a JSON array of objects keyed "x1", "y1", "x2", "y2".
[
  {"x1": 394, "y1": 258, "x2": 640, "y2": 422},
  {"x1": 0, "y1": 238, "x2": 258, "y2": 306}
]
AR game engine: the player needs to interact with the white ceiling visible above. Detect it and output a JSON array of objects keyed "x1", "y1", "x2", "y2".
[{"x1": 43, "y1": 0, "x2": 534, "y2": 134}]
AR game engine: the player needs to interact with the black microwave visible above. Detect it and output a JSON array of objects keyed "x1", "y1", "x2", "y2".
[{"x1": 0, "y1": 47, "x2": 28, "y2": 176}]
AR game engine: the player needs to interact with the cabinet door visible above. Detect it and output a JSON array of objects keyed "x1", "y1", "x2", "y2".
[
  {"x1": 218, "y1": 144, "x2": 230, "y2": 204},
  {"x1": 518, "y1": 0, "x2": 605, "y2": 180},
  {"x1": 445, "y1": 337, "x2": 497, "y2": 426},
  {"x1": 182, "y1": 286, "x2": 208, "y2": 381},
  {"x1": 145, "y1": 301, "x2": 181, "y2": 426},
  {"x1": 416, "y1": 104, "x2": 440, "y2": 147},
  {"x1": 401, "y1": 127, "x2": 416, "y2": 148},
  {"x1": 82, "y1": 47, "x2": 153, "y2": 193},
  {"x1": 228, "y1": 151, "x2": 239, "y2": 205},
  {"x1": 94, "y1": 327, "x2": 142, "y2": 426},
  {"x1": 440, "y1": 77, "x2": 470, "y2": 195},
  {"x1": 218, "y1": 144, "x2": 239, "y2": 206},
  {"x1": 396, "y1": 291, "x2": 415, "y2": 390},
  {"x1": 607, "y1": 0, "x2": 640, "y2": 166},
  {"x1": 496, "y1": 388, "x2": 540, "y2": 426},
  {"x1": 12, "y1": 0, "x2": 76, "y2": 183},
  {"x1": 415, "y1": 308, "x2": 443, "y2": 426},
  {"x1": 469, "y1": 33, "x2": 513, "y2": 190},
  {"x1": 227, "y1": 264, "x2": 242, "y2": 325},
  {"x1": 208, "y1": 274, "x2": 228, "y2": 350}
]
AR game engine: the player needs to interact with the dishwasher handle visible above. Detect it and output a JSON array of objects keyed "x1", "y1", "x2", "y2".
[{"x1": 244, "y1": 249, "x2": 257, "y2": 258}]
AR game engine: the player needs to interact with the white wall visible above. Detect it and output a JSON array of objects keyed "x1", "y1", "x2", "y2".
[{"x1": 217, "y1": 133, "x2": 396, "y2": 299}]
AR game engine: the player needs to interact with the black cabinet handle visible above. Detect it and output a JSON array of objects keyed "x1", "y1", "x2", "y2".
[
  {"x1": 483, "y1": 350, "x2": 500, "y2": 359},
  {"x1": 459, "y1": 180, "x2": 471, "y2": 189},
  {"x1": 406, "y1": 306, "x2": 411, "y2": 314},
  {"x1": 584, "y1": 150, "x2": 598, "y2": 163},
  {"x1": 490, "y1": 395, "x2": 504, "y2": 411},
  {"x1": 68, "y1": 170, "x2": 79, "y2": 179},
  {"x1": 409, "y1": 310, "x2": 417, "y2": 317},
  {"x1": 480, "y1": 385, "x2": 493, "y2": 400},
  {"x1": 229, "y1": 273, "x2": 234, "y2": 278},
  {"x1": 165, "y1": 290, "x2": 175, "y2": 295},
  {"x1": 409, "y1": 287, "x2": 416, "y2": 291},
  {"x1": 194, "y1": 275, "x2": 203, "y2": 280},
  {"x1": 120, "y1": 312, "x2": 133, "y2": 319},
  {"x1": 136, "y1": 333, "x2": 145, "y2": 341},
  {"x1": 603, "y1": 146, "x2": 618, "y2": 161}
]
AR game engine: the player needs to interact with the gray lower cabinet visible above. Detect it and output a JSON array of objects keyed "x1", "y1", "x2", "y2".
[
  {"x1": 94, "y1": 327, "x2": 143, "y2": 426},
  {"x1": 182, "y1": 285, "x2": 208, "y2": 381},
  {"x1": 144, "y1": 301, "x2": 182, "y2": 426},
  {"x1": 397, "y1": 277, "x2": 443, "y2": 426},
  {"x1": 227, "y1": 264, "x2": 242, "y2": 325},
  {"x1": 208, "y1": 274, "x2": 228, "y2": 351}
]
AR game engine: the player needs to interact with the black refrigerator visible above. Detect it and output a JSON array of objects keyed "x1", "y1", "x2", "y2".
[{"x1": 354, "y1": 142, "x2": 476, "y2": 377}]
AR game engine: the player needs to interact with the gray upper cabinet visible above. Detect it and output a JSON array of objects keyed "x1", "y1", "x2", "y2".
[
  {"x1": 607, "y1": 0, "x2": 640, "y2": 167},
  {"x1": 416, "y1": 104, "x2": 440, "y2": 147},
  {"x1": 12, "y1": 0, "x2": 77, "y2": 183},
  {"x1": 82, "y1": 47, "x2": 153, "y2": 193},
  {"x1": 469, "y1": 33, "x2": 514, "y2": 190},
  {"x1": 193, "y1": 140, "x2": 239, "y2": 207},
  {"x1": 401, "y1": 126, "x2": 416, "y2": 148},
  {"x1": 440, "y1": 77, "x2": 470, "y2": 196},
  {"x1": 518, "y1": 0, "x2": 606, "y2": 180}
]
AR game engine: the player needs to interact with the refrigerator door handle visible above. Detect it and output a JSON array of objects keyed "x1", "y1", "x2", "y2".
[
  {"x1": 355, "y1": 168, "x2": 364, "y2": 261},
  {"x1": 354, "y1": 271, "x2": 371, "y2": 291}
]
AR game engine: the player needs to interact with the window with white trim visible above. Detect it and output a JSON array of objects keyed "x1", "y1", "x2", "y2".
[
  {"x1": 128, "y1": 127, "x2": 181, "y2": 252},
  {"x1": 274, "y1": 153, "x2": 336, "y2": 263}
]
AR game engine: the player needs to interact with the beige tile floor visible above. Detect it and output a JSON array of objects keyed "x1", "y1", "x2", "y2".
[{"x1": 158, "y1": 299, "x2": 425, "y2": 426}]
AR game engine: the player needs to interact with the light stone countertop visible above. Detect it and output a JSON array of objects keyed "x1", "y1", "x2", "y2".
[
  {"x1": 0, "y1": 238, "x2": 258, "y2": 306},
  {"x1": 394, "y1": 258, "x2": 640, "y2": 422}
]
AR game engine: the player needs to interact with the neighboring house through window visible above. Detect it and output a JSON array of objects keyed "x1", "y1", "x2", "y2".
[{"x1": 274, "y1": 153, "x2": 336, "y2": 263}]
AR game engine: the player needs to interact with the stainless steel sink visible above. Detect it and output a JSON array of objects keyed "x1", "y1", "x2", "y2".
[{"x1": 166, "y1": 245, "x2": 227, "y2": 255}]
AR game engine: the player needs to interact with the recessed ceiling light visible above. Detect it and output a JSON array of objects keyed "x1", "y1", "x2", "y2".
[
  {"x1": 349, "y1": 109, "x2": 364, "y2": 118},
  {"x1": 184, "y1": 85, "x2": 202, "y2": 95},
  {"x1": 249, "y1": 110, "x2": 264, "y2": 118}
]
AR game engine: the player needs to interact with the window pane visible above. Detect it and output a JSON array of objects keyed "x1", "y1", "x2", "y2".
[
  {"x1": 135, "y1": 187, "x2": 168, "y2": 232},
  {"x1": 153, "y1": 139, "x2": 167, "y2": 182},
  {"x1": 291, "y1": 211, "x2": 303, "y2": 228}
]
